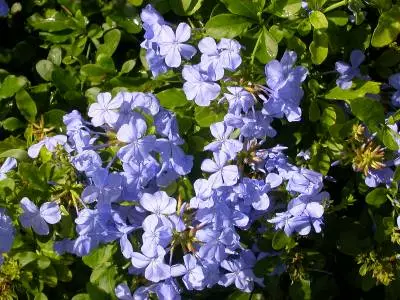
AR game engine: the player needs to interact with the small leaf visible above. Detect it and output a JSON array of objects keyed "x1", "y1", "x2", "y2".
[
  {"x1": 156, "y1": 88, "x2": 188, "y2": 109},
  {"x1": 325, "y1": 81, "x2": 381, "y2": 100},
  {"x1": 255, "y1": 26, "x2": 278, "y2": 63},
  {"x1": 169, "y1": 0, "x2": 204, "y2": 16},
  {"x1": 36, "y1": 60, "x2": 55, "y2": 81},
  {"x1": 0, "y1": 75, "x2": 27, "y2": 100},
  {"x1": 48, "y1": 47, "x2": 62, "y2": 66},
  {"x1": 120, "y1": 60, "x2": 136, "y2": 75},
  {"x1": 371, "y1": 5, "x2": 400, "y2": 48},
  {"x1": 272, "y1": 230, "x2": 291, "y2": 250},
  {"x1": 0, "y1": 149, "x2": 29, "y2": 161},
  {"x1": 205, "y1": 14, "x2": 253, "y2": 39},
  {"x1": 195, "y1": 106, "x2": 225, "y2": 127},
  {"x1": 366, "y1": 187, "x2": 387, "y2": 207},
  {"x1": 97, "y1": 29, "x2": 121, "y2": 57},
  {"x1": 2, "y1": 117, "x2": 24, "y2": 131},
  {"x1": 34, "y1": 293, "x2": 48, "y2": 300},
  {"x1": 309, "y1": 29, "x2": 328, "y2": 65},
  {"x1": 220, "y1": 0, "x2": 261, "y2": 20},
  {"x1": 15, "y1": 89, "x2": 37, "y2": 122},
  {"x1": 309, "y1": 11, "x2": 328, "y2": 29}
]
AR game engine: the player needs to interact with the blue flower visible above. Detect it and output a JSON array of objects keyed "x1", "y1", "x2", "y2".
[
  {"x1": 140, "y1": 191, "x2": 177, "y2": 227},
  {"x1": 201, "y1": 152, "x2": 239, "y2": 188},
  {"x1": 182, "y1": 64, "x2": 221, "y2": 106},
  {"x1": 28, "y1": 135, "x2": 67, "y2": 158},
  {"x1": 0, "y1": 0, "x2": 9, "y2": 17},
  {"x1": 218, "y1": 251, "x2": 262, "y2": 292},
  {"x1": 141, "y1": 214, "x2": 172, "y2": 258},
  {"x1": 158, "y1": 23, "x2": 197, "y2": 68},
  {"x1": 198, "y1": 37, "x2": 242, "y2": 81},
  {"x1": 262, "y1": 50, "x2": 308, "y2": 122},
  {"x1": 130, "y1": 246, "x2": 171, "y2": 283},
  {"x1": 88, "y1": 92, "x2": 122, "y2": 127},
  {"x1": 171, "y1": 254, "x2": 206, "y2": 290},
  {"x1": 81, "y1": 168, "x2": 122, "y2": 205},
  {"x1": 204, "y1": 122, "x2": 243, "y2": 158},
  {"x1": 116, "y1": 117, "x2": 156, "y2": 163},
  {"x1": 224, "y1": 87, "x2": 254, "y2": 115},
  {"x1": 115, "y1": 283, "x2": 134, "y2": 300},
  {"x1": 0, "y1": 209, "x2": 14, "y2": 264},
  {"x1": 389, "y1": 73, "x2": 400, "y2": 107},
  {"x1": 71, "y1": 150, "x2": 102, "y2": 175},
  {"x1": 365, "y1": 168, "x2": 394, "y2": 188},
  {"x1": 335, "y1": 49, "x2": 367, "y2": 89},
  {"x1": 286, "y1": 168, "x2": 323, "y2": 195},
  {"x1": 0, "y1": 157, "x2": 17, "y2": 180},
  {"x1": 19, "y1": 197, "x2": 61, "y2": 235}
]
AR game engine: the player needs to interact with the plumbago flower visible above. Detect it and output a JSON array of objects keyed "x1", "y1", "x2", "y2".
[
  {"x1": 335, "y1": 49, "x2": 368, "y2": 89},
  {"x1": 19, "y1": 197, "x2": 61, "y2": 235},
  {"x1": 0, "y1": 157, "x2": 17, "y2": 180},
  {"x1": 28, "y1": 135, "x2": 67, "y2": 158},
  {"x1": 0, "y1": 0, "x2": 8, "y2": 17},
  {"x1": 389, "y1": 73, "x2": 400, "y2": 107},
  {"x1": 0, "y1": 209, "x2": 15, "y2": 265},
  {"x1": 140, "y1": 4, "x2": 196, "y2": 75}
]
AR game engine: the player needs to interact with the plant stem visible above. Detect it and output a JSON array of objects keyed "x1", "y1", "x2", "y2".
[
  {"x1": 251, "y1": 30, "x2": 263, "y2": 65},
  {"x1": 323, "y1": 0, "x2": 348, "y2": 13}
]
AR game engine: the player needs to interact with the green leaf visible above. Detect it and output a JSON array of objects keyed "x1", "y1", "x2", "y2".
[
  {"x1": 169, "y1": 0, "x2": 204, "y2": 15},
  {"x1": 28, "y1": 12, "x2": 79, "y2": 32},
  {"x1": 382, "y1": 127, "x2": 399, "y2": 150},
  {"x1": 255, "y1": 26, "x2": 278, "y2": 63},
  {"x1": 366, "y1": 187, "x2": 387, "y2": 207},
  {"x1": 90, "y1": 264, "x2": 122, "y2": 295},
  {"x1": 156, "y1": 88, "x2": 188, "y2": 109},
  {"x1": 14, "y1": 251, "x2": 38, "y2": 267},
  {"x1": 81, "y1": 65, "x2": 111, "y2": 83},
  {"x1": 325, "y1": 81, "x2": 381, "y2": 100},
  {"x1": 309, "y1": 11, "x2": 328, "y2": 29},
  {"x1": 36, "y1": 60, "x2": 54, "y2": 81},
  {"x1": 71, "y1": 294, "x2": 91, "y2": 300},
  {"x1": 326, "y1": 10, "x2": 348, "y2": 26},
  {"x1": 266, "y1": 0, "x2": 302, "y2": 18},
  {"x1": 44, "y1": 109, "x2": 66, "y2": 128},
  {"x1": 34, "y1": 293, "x2": 48, "y2": 300},
  {"x1": 2, "y1": 117, "x2": 24, "y2": 131},
  {"x1": 120, "y1": 60, "x2": 136, "y2": 75},
  {"x1": 220, "y1": 0, "x2": 260, "y2": 20},
  {"x1": 195, "y1": 106, "x2": 225, "y2": 127},
  {"x1": 289, "y1": 279, "x2": 311, "y2": 300},
  {"x1": 0, "y1": 75, "x2": 27, "y2": 100},
  {"x1": 83, "y1": 244, "x2": 117, "y2": 268},
  {"x1": 309, "y1": 101, "x2": 320, "y2": 122},
  {"x1": 37, "y1": 256, "x2": 51, "y2": 269},
  {"x1": 309, "y1": 29, "x2": 328, "y2": 65},
  {"x1": 48, "y1": 47, "x2": 62, "y2": 66},
  {"x1": 349, "y1": 98, "x2": 385, "y2": 132},
  {"x1": 205, "y1": 14, "x2": 253, "y2": 39},
  {"x1": 371, "y1": 5, "x2": 400, "y2": 48},
  {"x1": 39, "y1": 265, "x2": 58, "y2": 287},
  {"x1": 97, "y1": 29, "x2": 121, "y2": 57},
  {"x1": 0, "y1": 149, "x2": 29, "y2": 161},
  {"x1": 15, "y1": 89, "x2": 37, "y2": 122},
  {"x1": 272, "y1": 230, "x2": 291, "y2": 250}
]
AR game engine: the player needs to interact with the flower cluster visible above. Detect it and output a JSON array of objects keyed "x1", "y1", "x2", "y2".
[
  {"x1": 44, "y1": 90, "x2": 192, "y2": 257},
  {"x1": 100, "y1": 5, "x2": 332, "y2": 299}
]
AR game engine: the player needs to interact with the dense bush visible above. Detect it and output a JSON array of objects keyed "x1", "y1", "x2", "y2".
[{"x1": 1, "y1": 0, "x2": 400, "y2": 299}]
